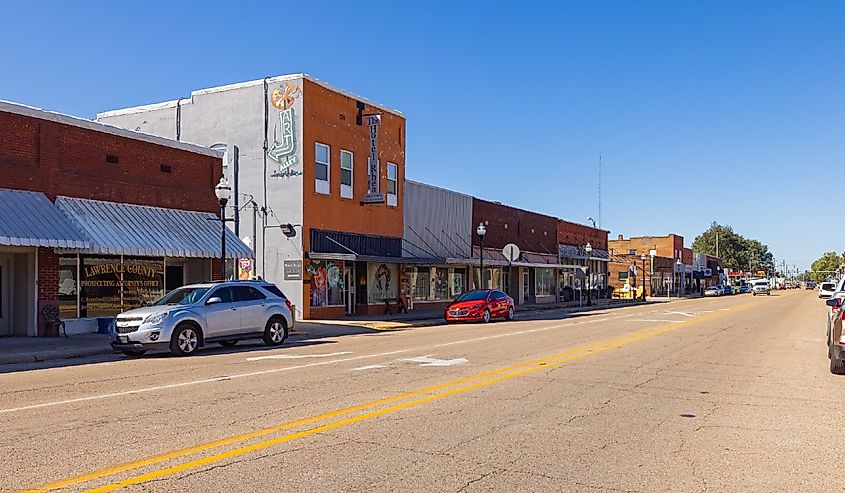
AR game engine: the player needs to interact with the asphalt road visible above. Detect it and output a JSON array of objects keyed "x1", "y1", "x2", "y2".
[{"x1": 2, "y1": 290, "x2": 839, "y2": 492}]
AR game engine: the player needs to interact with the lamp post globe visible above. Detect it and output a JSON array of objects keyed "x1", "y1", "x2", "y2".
[
  {"x1": 215, "y1": 178, "x2": 232, "y2": 280},
  {"x1": 477, "y1": 222, "x2": 487, "y2": 290}
]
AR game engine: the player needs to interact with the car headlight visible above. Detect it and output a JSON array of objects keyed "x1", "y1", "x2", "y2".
[{"x1": 144, "y1": 311, "x2": 169, "y2": 325}]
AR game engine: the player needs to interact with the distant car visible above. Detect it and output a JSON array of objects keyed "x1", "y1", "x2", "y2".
[
  {"x1": 805, "y1": 282, "x2": 817, "y2": 290},
  {"x1": 110, "y1": 280, "x2": 295, "y2": 357},
  {"x1": 738, "y1": 284, "x2": 751, "y2": 294},
  {"x1": 721, "y1": 285, "x2": 734, "y2": 295},
  {"x1": 752, "y1": 280, "x2": 770, "y2": 296},
  {"x1": 819, "y1": 282, "x2": 837, "y2": 299},
  {"x1": 445, "y1": 289, "x2": 514, "y2": 323},
  {"x1": 704, "y1": 286, "x2": 722, "y2": 297},
  {"x1": 825, "y1": 297, "x2": 845, "y2": 374}
]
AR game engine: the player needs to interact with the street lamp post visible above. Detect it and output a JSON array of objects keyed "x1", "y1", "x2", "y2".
[
  {"x1": 476, "y1": 222, "x2": 487, "y2": 290},
  {"x1": 585, "y1": 242, "x2": 593, "y2": 306},
  {"x1": 215, "y1": 178, "x2": 232, "y2": 280},
  {"x1": 640, "y1": 254, "x2": 647, "y2": 300},
  {"x1": 676, "y1": 258, "x2": 683, "y2": 297}
]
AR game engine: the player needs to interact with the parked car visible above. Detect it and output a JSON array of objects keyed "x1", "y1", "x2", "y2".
[
  {"x1": 751, "y1": 280, "x2": 770, "y2": 296},
  {"x1": 110, "y1": 280, "x2": 295, "y2": 357},
  {"x1": 721, "y1": 285, "x2": 734, "y2": 295},
  {"x1": 819, "y1": 282, "x2": 837, "y2": 299},
  {"x1": 445, "y1": 289, "x2": 514, "y2": 323},
  {"x1": 805, "y1": 282, "x2": 817, "y2": 290},
  {"x1": 704, "y1": 286, "x2": 722, "y2": 297},
  {"x1": 738, "y1": 283, "x2": 751, "y2": 294},
  {"x1": 825, "y1": 297, "x2": 845, "y2": 374}
]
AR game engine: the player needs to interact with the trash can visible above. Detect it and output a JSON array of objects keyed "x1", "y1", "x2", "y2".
[{"x1": 97, "y1": 317, "x2": 115, "y2": 335}]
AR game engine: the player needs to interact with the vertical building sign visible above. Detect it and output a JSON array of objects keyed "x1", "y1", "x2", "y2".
[
  {"x1": 363, "y1": 114, "x2": 385, "y2": 203},
  {"x1": 268, "y1": 82, "x2": 303, "y2": 178}
]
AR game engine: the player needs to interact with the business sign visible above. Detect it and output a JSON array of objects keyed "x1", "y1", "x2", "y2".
[
  {"x1": 363, "y1": 115, "x2": 385, "y2": 203},
  {"x1": 283, "y1": 260, "x2": 303, "y2": 280},
  {"x1": 704, "y1": 268, "x2": 712, "y2": 277},
  {"x1": 237, "y1": 258, "x2": 254, "y2": 280}
]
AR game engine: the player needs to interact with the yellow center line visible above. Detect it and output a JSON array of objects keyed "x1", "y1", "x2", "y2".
[{"x1": 22, "y1": 300, "x2": 756, "y2": 493}]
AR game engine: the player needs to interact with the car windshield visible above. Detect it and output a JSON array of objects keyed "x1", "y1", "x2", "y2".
[
  {"x1": 456, "y1": 291, "x2": 489, "y2": 302},
  {"x1": 153, "y1": 287, "x2": 210, "y2": 306},
  {"x1": 822, "y1": 283, "x2": 835, "y2": 290}
]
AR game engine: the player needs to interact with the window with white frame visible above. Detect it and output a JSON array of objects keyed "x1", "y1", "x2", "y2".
[
  {"x1": 386, "y1": 162, "x2": 398, "y2": 206},
  {"x1": 315, "y1": 143, "x2": 330, "y2": 195},
  {"x1": 340, "y1": 150, "x2": 353, "y2": 199}
]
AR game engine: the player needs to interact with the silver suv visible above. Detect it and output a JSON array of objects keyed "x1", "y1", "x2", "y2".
[{"x1": 110, "y1": 281, "x2": 294, "y2": 357}]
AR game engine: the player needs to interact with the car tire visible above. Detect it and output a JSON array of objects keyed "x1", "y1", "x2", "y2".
[
  {"x1": 753, "y1": 293, "x2": 756, "y2": 296},
  {"x1": 170, "y1": 324, "x2": 201, "y2": 356},
  {"x1": 262, "y1": 316, "x2": 287, "y2": 346},
  {"x1": 120, "y1": 350, "x2": 146, "y2": 358},
  {"x1": 219, "y1": 340, "x2": 238, "y2": 347},
  {"x1": 482, "y1": 309, "x2": 491, "y2": 323},
  {"x1": 506, "y1": 306, "x2": 515, "y2": 321},
  {"x1": 830, "y1": 348, "x2": 845, "y2": 375}
]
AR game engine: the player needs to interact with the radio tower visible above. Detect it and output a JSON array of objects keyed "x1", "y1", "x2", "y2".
[{"x1": 598, "y1": 153, "x2": 602, "y2": 229}]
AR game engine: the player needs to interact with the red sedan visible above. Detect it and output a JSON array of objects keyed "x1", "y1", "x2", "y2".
[{"x1": 444, "y1": 289, "x2": 515, "y2": 323}]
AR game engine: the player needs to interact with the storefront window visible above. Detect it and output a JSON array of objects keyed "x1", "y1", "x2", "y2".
[
  {"x1": 122, "y1": 257, "x2": 164, "y2": 311},
  {"x1": 450, "y1": 268, "x2": 466, "y2": 298},
  {"x1": 410, "y1": 267, "x2": 430, "y2": 301},
  {"x1": 59, "y1": 256, "x2": 78, "y2": 319},
  {"x1": 368, "y1": 263, "x2": 398, "y2": 304},
  {"x1": 308, "y1": 260, "x2": 345, "y2": 307},
  {"x1": 433, "y1": 268, "x2": 449, "y2": 300},
  {"x1": 80, "y1": 257, "x2": 122, "y2": 317},
  {"x1": 535, "y1": 268, "x2": 556, "y2": 297}
]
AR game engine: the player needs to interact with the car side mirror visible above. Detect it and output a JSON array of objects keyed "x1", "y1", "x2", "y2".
[
  {"x1": 826, "y1": 298, "x2": 841, "y2": 307},
  {"x1": 206, "y1": 296, "x2": 223, "y2": 305}
]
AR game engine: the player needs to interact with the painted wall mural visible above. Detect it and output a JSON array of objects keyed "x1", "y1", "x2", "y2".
[
  {"x1": 308, "y1": 260, "x2": 345, "y2": 307},
  {"x1": 268, "y1": 81, "x2": 302, "y2": 178},
  {"x1": 367, "y1": 263, "x2": 398, "y2": 304}
]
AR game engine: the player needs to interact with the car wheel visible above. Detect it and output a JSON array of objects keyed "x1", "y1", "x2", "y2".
[
  {"x1": 120, "y1": 350, "x2": 146, "y2": 358},
  {"x1": 482, "y1": 309, "x2": 491, "y2": 323},
  {"x1": 262, "y1": 316, "x2": 288, "y2": 346},
  {"x1": 506, "y1": 306, "x2": 515, "y2": 321},
  {"x1": 753, "y1": 293, "x2": 756, "y2": 296},
  {"x1": 170, "y1": 324, "x2": 201, "y2": 356},
  {"x1": 219, "y1": 340, "x2": 238, "y2": 347},
  {"x1": 830, "y1": 348, "x2": 845, "y2": 375}
]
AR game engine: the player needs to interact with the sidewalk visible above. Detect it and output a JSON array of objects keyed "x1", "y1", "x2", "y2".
[{"x1": 0, "y1": 296, "x2": 684, "y2": 366}]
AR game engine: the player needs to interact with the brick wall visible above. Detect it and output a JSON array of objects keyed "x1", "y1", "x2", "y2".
[
  {"x1": 0, "y1": 110, "x2": 222, "y2": 213},
  {"x1": 608, "y1": 234, "x2": 686, "y2": 260},
  {"x1": 301, "y1": 79, "x2": 406, "y2": 252},
  {"x1": 37, "y1": 248, "x2": 60, "y2": 336},
  {"x1": 472, "y1": 198, "x2": 558, "y2": 253},
  {"x1": 557, "y1": 220, "x2": 608, "y2": 250}
]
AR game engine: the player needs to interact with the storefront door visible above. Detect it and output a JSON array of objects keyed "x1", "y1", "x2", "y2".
[
  {"x1": 0, "y1": 255, "x2": 11, "y2": 336},
  {"x1": 345, "y1": 265, "x2": 356, "y2": 315}
]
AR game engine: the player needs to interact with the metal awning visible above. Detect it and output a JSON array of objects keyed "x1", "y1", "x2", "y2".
[
  {"x1": 308, "y1": 252, "x2": 438, "y2": 265},
  {"x1": 0, "y1": 188, "x2": 88, "y2": 248},
  {"x1": 55, "y1": 196, "x2": 253, "y2": 258}
]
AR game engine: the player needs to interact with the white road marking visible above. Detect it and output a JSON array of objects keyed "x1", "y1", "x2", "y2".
[
  {"x1": 247, "y1": 351, "x2": 352, "y2": 361},
  {"x1": 402, "y1": 355, "x2": 469, "y2": 367},
  {"x1": 351, "y1": 365, "x2": 389, "y2": 371},
  {"x1": 719, "y1": 308, "x2": 730, "y2": 311},
  {"x1": 629, "y1": 319, "x2": 684, "y2": 324},
  {"x1": 664, "y1": 311, "x2": 696, "y2": 317},
  {"x1": 0, "y1": 304, "x2": 690, "y2": 414}
]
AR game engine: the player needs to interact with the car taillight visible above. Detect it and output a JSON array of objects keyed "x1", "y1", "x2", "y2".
[{"x1": 285, "y1": 298, "x2": 293, "y2": 311}]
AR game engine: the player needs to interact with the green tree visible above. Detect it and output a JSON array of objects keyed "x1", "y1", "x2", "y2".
[
  {"x1": 692, "y1": 223, "x2": 774, "y2": 273},
  {"x1": 810, "y1": 252, "x2": 842, "y2": 282}
]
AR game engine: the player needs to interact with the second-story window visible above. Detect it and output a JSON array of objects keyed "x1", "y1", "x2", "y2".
[
  {"x1": 387, "y1": 162, "x2": 398, "y2": 207},
  {"x1": 340, "y1": 150, "x2": 353, "y2": 199},
  {"x1": 315, "y1": 143, "x2": 330, "y2": 195}
]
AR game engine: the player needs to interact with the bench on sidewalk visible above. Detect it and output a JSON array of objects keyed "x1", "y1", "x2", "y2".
[{"x1": 383, "y1": 297, "x2": 408, "y2": 315}]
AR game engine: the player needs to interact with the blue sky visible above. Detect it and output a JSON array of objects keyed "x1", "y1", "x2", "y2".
[{"x1": 2, "y1": 0, "x2": 842, "y2": 270}]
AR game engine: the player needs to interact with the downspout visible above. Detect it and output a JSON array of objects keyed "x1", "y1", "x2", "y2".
[
  {"x1": 175, "y1": 98, "x2": 182, "y2": 141},
  {"x1": 261, "y1": 77, "x2": 270, "y2": 277},
  {"x1": 233, "y1": 145, "x2": 240, "y2": 237}
]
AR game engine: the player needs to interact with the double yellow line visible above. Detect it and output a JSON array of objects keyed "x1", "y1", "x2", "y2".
[{"x1": 24, "y1": 301, "x2": 755, "y2": 493}]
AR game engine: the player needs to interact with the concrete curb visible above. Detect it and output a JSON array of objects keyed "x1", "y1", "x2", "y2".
[{"x1": 0, "y1": 346, "x2": 114, "y2": 366}]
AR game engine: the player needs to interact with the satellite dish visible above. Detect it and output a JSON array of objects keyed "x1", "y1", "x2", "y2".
[{"x1": 502, "y1": 243, "x2": 521, "y2": 263}]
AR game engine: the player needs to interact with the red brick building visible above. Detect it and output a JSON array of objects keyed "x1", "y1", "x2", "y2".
[{"x1": 0, "y1": 101, "x2": 250, "y2": 336}]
